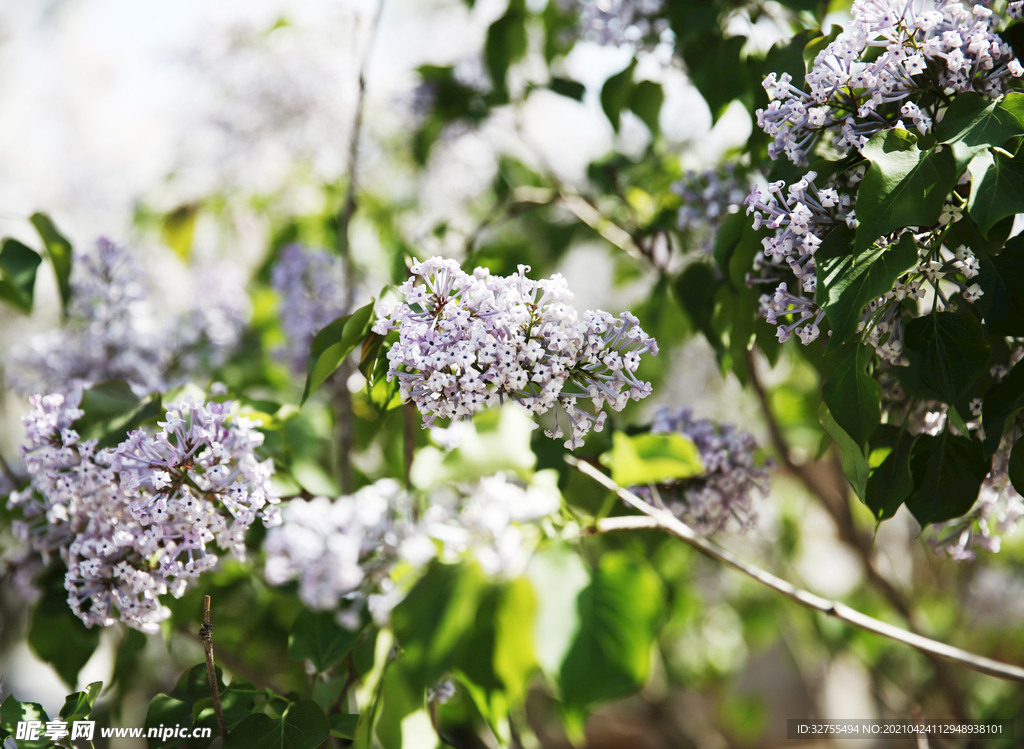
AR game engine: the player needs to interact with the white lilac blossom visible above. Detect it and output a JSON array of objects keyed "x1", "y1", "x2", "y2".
[
  {"x1": 271, "y1": 244, "x2": 347, "y2": 373},
  {"x1": 6, "y1": 393, "x2": 279, "y2": 633},
  {"x1": 639, "y1": 408, "x2": 773, "y2": 535},
  {"x1": 758, "y1": 0, "x2": 1023, "y2": 166},
  {"x1": 373, "y1": 257, "x2": 658, "y2": 449},
  {"x1": 674, "y1": 167, "x2": 751, "y2": 253},
  {"x1": 262, "y1": 473, "x2": 559, "y2": 621},
  {"x1": 567, "y1": 0, "x2": 669, "y2": 48},
  {"x1": 744, "y1": 171, "x2": 855, "y2": 344},
  {"x1": 4, "y1": 238, "x2": 247, "y2": 397}
]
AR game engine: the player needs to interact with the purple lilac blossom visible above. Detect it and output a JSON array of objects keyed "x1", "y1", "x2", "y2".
[
  {"x1": 6, "y1": 392, "x2": 279, "y2": 633},
  {"x1": 567, "y1": 0, "x2": 668, "y2": 48},
  {"x1": 674, "y1": 167, "x2": 751, "y2": 254},
  {"x1": 373, "y1": 257, "x2": 658, "y2": 449},
  {"x1": 641, "y1": 408, "x2": 773, "y2": 535},
  {"x1": 758, "y1": 0, "x2": 1023, "y2": 167},
  {"x1": 263, "y1": 473, "x2": 559, "y2": 622},
  {"x1": 270, "y1": 244, "x2": 346, "y2": 373}
]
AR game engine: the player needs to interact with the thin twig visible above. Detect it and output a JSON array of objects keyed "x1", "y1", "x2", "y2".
[
  {"x1": 745, "y1": 349, "x2": 969, "y2": 720},
  {"x1": 568, "y1": 456, "x2": 1024, "y2": 684},
  {"x1": 201, "y1": 596, "x2": 228, "y2": 744}
]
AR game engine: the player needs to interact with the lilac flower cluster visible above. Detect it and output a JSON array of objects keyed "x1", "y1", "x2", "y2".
[
  {"x1": 6, "y1": 393, "x2": 279, "y2": 633},
  {"x1": 263, "y1": 473, "x2": 559, "y2": 621},
  {"x1": 270, "y1": 244, "x2": 346, "y2": 373},
  {"x1": 4, "y1": 238, "x2": 247, "y2": 397},
  {"x1": 373, "y1": 257, "x2": 658, "y2": 448},
  {"x1": 674, "y1": 166, "x2": 751, "y2": 253},
  {"x1": 641, "y1": 408, "x2": 773, "y2": 535},
  {"x1": 758, "y1": 0, "x2": 1023, "y2": 166},
  {"x1": 566, "y1": 0, "x2": 668, "y2": 48}
]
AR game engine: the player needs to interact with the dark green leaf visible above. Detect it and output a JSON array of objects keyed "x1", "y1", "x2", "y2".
[
  {"x1": 906, "y1": 431, "x2": 989, "y2": 526},
  {"x1": 28, "y1": 574, "x2": 101, "y2": 688},
  {"x1": 866, "y1": 431, "x2": 916, "y2": 520},
  {"x1": 855, "y1": 129, "x2": 959, "y2": 250},
  {"x1": 982, "y1": 357, "x2": 1024, "y2": 456},
  {"x1": 901, "y1": 309, "x2": 990, "y2": 405},
  {"x1": 0, "y1": 696, "x2": 50, "y2": 749},
  {"x1": 976, "y1": 234, "x2": 1024, "y2": 336},
  {"x1": 675, "y1": 262, "x2": 724, "y2": 355},
  {"x1": 600, "y1": 59, "x2": 637, "y2": 132},
  {"x1": 549, "y1": 77, "x2": 586, "y2": 101},
  {"x1": 822, "y1": 339, "x2": 881, "y2": 447},
  {"x1": 627, "y1": 80, "x2": 663, "y2": 137},
  {"x1": 59, "y1": 681, "x2": 102, "y2": 723},
  {"x1": 330, "y1": 714, "x2": 359, "y2": 740},
  {"x1": 76, "y1": 379, "x2": 141, "y2": 430},
  {"x1": 484, "y1": 0, "x2": 527, "y2": 96},
  {"x1": 1009, "y1": 436, "x2": 1024, "y2": 496},
  {"x1": 682, "y1": 32, "x2": 748, "y2": 122},
  {"x1": 0, "y1": 238, "x2": 42, "y2": 313},
  {"x1": 145, "y1": 695, "x2": 193, "y2": 748},
  {"x1": 558, "y1": 552, "x2": 664, "y2": 742},
  {"x1": 301, "y1": 301, "x2": 376, "y2": 405},
  {"x1": 934, "y1": 92, "x2": 1024, "y2": 173},
  {"x1": 818, "y1": 402, "x2": 869, "y2": 501},
  {"x1": 710, "y1": 210, "x2": 746, "y2": 281},
  {"x1": 30, "y1": 212, "x2": 73, "y2": 312},
  {"x1": 817, "y1": 232, "x2": 919, "y2": 345},
  {"x1": 967, "y1": 148, "x2": 1024, "y2": 237},
  {"x1": 288, "y1": 607, "x2": 368, "y2": 673},
  {"x1": 224, "y1": 700, "x2": 330, "y2": 749}
]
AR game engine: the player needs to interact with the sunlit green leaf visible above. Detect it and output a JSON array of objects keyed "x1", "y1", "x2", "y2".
[
  {"x1": 600, "y1": 431, "x2": 704, "y2": 487},
  {"x1": 30, "y1": 211, "x2": 73, "y2": 313},
  {"x1": 301, "y1": 301, "x2": 376, "y2": 405}
]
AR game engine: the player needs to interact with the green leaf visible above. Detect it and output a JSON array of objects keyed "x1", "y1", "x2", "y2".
[
  {"x1": 0, "y1": 238, "x2": 42, "y2": 314},
  {"x1": 28, "y1": 573, "x2": 101, "y2": 688},
  {"x1": 982, "y1": 357, "x2": 1024, "y2": 456},
  {"x1": 146, "y1": 662, "x2": 231, "y2": 748},
  {"x1": 390, "y1": 561, "x2": 488, "y2": 690},
  {"x1": 600, "y1": 431, "x2": 704, "y2": 486},
  {"x1": 627, "y1": 80, "x2": 664, "y2": 137},
  {"x1": 301, "y1": 301, "x2": 376, "y2": 405},
  {"x1": 76, "y1": 379, "x2": 142, "y2": 430},
  {"x1": 360, "y1": 331, "x2": 402, "y2": 414},
  {"x1": 59, "y1": 681, "x2": 102, "y2": 723},
  {"x1": 822, "y1": 339, "x2": 881, "y2": 448},
  {"x1": 224, "y1": 700, "x2": 330, "y2": 749},
  {"x1": 145, "y1": 695, "x2": 194, "y2": 748},
  {"x1": 901, "y1": 309, "x2": 990, "y2": 405},
  {"x1": 681, "y1": 32, "x2": 748, "y2": 122},
  {"x1": 967, "y1": 148, "x2": 1024, "y2": 237},
  {"x1": 934, "y1": 92, "x2": 1024, "y2": 173},
  {"x1": 30, "y1": 211, "x2": 73, "y2": 312},
  {"x1": 549, "y1": 77, "x2": 586, "y2": 101},
  {"x1": 817, "y1": 232, "x2": 919, "y2": 345},
  {"x1": 527, "y1": 545, "x2": 590, "y2": 680},
  {"x1": 865, "y1": 431, "x2": 916, "y2": 521},
  {"x1": 855, "y1": 129, "x2": 959, "y2": 251},
  {"x1": 484, "y1": 0, "x2": 527, "y2": 96},
  {"x1": 818, "y1": 402, "x2": 869, "y2": 501},
  {"x1": 600, "y1": 59, "x2": 637, "y2": 132},
  {"x1": 906, "y1": 431, "x2": 989, "y2": 526},
  {"x1": 0, "y1": 695, "x2": 50, "y2": 749},
  {"x1": 330, "y1": 714, "x2": 359, "y2": 740},
  {"x1": 161, "y1": 204, "x2": 199, "y2": 262},
  {"x1": 558, "y1": 552, "x2": 664, "y2": 742},
  {"x1": 1008, "y1": 436, "x2": 1024, "y2": 496},
  {"x1": 194, "y1": 683, "x2": 258, "y2": 739},
  {"x1": 288, "y1": 607, "x2": 368, "y2": 673},
  {"x1": 976, "y1": 234, "x2": 1024, "y2": 336},
  {"x1": 675, "y1": 261, "x2": 724, "y2": 355}
]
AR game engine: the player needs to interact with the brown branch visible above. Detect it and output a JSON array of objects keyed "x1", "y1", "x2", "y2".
[
  {"x1": 745, "y1": 349, "x2": 970, "y2": 720},
  {"x1": 200, "y1": 596, "x2": 228, "y2": 744},
  {"x1": 568, "y1": 456, "x2": 1024, "y2": 685}
]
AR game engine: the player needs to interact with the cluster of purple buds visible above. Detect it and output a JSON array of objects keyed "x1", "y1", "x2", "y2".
[
  {"x1": 674, "y1": 166, "x2": 751, "y2": 253},
  {"x1": 638, "y1": 408, "x2": 773, "y2": 535},
  {"x1": 758, "y1": 0, "x2": 1023, "y2": 166},
  {"x1": 745, "y1": 171, "x2": 855, "y2": 344},
  {"x1": 566, "y1": 0, "x2": 668, "y2": 49},
  {"x1": 262, "y1": 473, "x2": 559, "y2": 622},
  {"x1": 270, "y1": 244, "x2": 347, "y2": 374},
  {"x1": 6, "y1": 393, "x2": 279, "y2": 633},
  {"x1": 373, "y1": 257, "x2": 658, "y2": 449}
]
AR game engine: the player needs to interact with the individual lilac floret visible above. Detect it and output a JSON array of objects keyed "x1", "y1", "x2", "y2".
[
  {"x1": 674, "y1": 166, "x2": 751, "y2": 253},
  {"x1": 270, "y1": 244, "x2": 346, "y2": 373},
  {"x1": 758, "y1": 0, "x2": 1023, "y2": 165},
  {"x1": 263, "y1": 473, "x2": 559, "y2": 621},
  {"x1": 373, "y1": 257, "x2": 658, "y2": 449},
  {"x1": 640, "y1": 408, "x2": 773, "y2": 535},
  {"x1": 6, "y1": 393, "x2": 280, "y2": 633}
]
